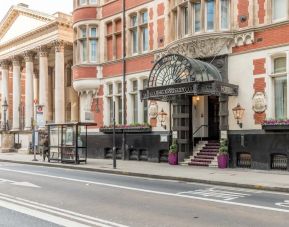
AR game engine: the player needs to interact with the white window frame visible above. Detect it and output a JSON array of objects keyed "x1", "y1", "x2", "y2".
[
  {"x1": 183, "y1": 6, "x2": 189, "y2": 36},
  {"x1": 79, "y1": 0, "x2": 87, "y2": 6},
  {"x1": 268, "y1": 52, "x2": 289, "y2": 119},
  {"x1": 219, "y1": 0, "x2": 230, "y2": 31},
  {"x1": 205, "y1": 0, "x2": 215, "y2": 32},
  {"x1": 193, "y1": 2, "x2": 201, "y2": 34},
  {"x1": 272, "y1": 0, "x2": 288, "y2": 23}
]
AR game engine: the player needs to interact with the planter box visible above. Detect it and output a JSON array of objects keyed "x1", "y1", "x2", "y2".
[
  {"x1": 168, "y1": 152, "x2": 178, "y2": 165},
  {"x1": 100, "y1": 127, "x2": 151, "y2": 133},
  {"x1": 262, "y1": 124, "x2": 289, "y2": 131},
  {"x1": 217, "y1": 154, "x2": 229, "y2": 169}
]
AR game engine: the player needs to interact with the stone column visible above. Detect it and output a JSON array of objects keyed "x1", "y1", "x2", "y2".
[
  {"x1": 54, "y1": 41, "x2": 65, "y2": 123},
  {"x1": 12, "y1": 57, "x2": 21, "y2": 131},
  {"x1": 1, "y1": 61, "x2": 9, "y2": 126},
  {"x1": 38, "y1": 47, "x2": 49, "y2": 123},
  {"x1": 71, "y1": 85, "x2": 79, "y2": 122},
  {"x1": 47, "y1": 67, "x2": 53, "y2": 122},
  {"x1": 33, "y1": 70, "x2": 39, "y2": 104},
  {"x1": 24, "y1": 52, "x2": 34, "y2": 130}
]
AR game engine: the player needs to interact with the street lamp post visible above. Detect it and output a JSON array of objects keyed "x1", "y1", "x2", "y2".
[
  {"x1": 32, "y1": 103, "x2": 38, "y2": 161},
  {"x1": 2, "y1": 98, "x2": 8, "y2": 131},
  {"x1": 112, "y1": 101, "x2": 116, "y2": 169}
]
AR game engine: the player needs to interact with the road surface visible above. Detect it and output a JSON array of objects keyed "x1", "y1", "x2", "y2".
[{"x1": 0, "y1": 162, "x2": 288, "y2": 226}]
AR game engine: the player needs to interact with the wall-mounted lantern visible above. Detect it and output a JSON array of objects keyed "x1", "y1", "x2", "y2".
[
  {"x1": 158, "y1": 108, "x2": 167, "y2": 129},
  {"x1": 232, "y1": 103, "x2": 245, "y2": 128}
]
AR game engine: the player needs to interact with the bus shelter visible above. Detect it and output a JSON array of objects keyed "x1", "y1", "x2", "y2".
[{"x1": 47, "y1": 122, "x2": 97, "y2": 164}]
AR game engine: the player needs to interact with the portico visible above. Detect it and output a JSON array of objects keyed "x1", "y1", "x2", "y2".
[{"x1": 0, "y1": 4, "x2": 79, "y2": 152}]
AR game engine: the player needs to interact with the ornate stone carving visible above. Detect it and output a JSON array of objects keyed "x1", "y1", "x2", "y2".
[
  {"x1": 53, "y1": 40, "x2": 65, "y2": 52},
  {"x1": 36, "y1": 46, "x2": 49, "y2": 57},
  {"x1": 11, "y1": 56, "x2": 21, "y2": 66},
  {"x1": 234, "y1": 32, "x2": 255, "y2": 47},
  {"x1": 0, "y1": 60, "x2": 10, "y2": 70},
  {"x1": 155, "y1": 36, "x2": 234, "y2": 61},
  {"x1": 23, "y1": 51, "x2": 34, "y2": 62},
  {"x1": 148, "y1": 101, "x2": 158, "y2": 119},
  {"x1": 252, "y1": 92, "x2": 267, "y2": 113}
]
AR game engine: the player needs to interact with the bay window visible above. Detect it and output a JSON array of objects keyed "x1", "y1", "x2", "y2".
[
  {"x1": 172, "y1": 0, "x2": 231, "y2": 38},
  {"x1": 77, "y1": 0, "x2": 98, "y2": 6},
  {"x1": 220, "y1": 0, "x2": 229, "y2": 30},
  {"x1": 206, "y1": 0, "x2": 215, "y2": 31},
  {"x1": 194, "y1": 2, "x2": 201, "y2": 33},
  {"x1": 183, "y1": 6, "x2": 189, "y2": 35},
  {"x1": 89, "y1": 27, "x2": 98, "y2": 62},
  {"x1": 80, "y1": 40, "x2": 87, "y2": 62},
  {"x1": 75, "y1": 25, "x2": 99, "y2": 64},
  {"x1": 272, "y1": 0, "x2": 288, "y2": 22}
]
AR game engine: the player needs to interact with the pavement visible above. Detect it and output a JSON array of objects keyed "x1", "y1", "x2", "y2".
[{"x1": 1, "y1": 152, "x2": 289, "y2": 193}]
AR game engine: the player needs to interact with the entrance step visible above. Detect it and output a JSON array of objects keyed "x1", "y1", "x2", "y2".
[
  {"x1": 187, "y1": 141, "x2": 220, "y2": 168},
  {"x1": 179, "y1": 141, "x2": 208, "y2": 165}
]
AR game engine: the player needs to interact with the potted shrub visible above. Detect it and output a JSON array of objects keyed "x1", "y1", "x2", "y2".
[
  {"x1": 217, "y1": 139, "x2": 229, "y2": 169},
  {"x1": 168, "y1": 143, "x2": 178, "y2": 165}
]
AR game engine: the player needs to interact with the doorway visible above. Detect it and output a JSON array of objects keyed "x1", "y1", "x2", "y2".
[{"x1": 208, "y1": 96, "x2": 220, "y2": 140}]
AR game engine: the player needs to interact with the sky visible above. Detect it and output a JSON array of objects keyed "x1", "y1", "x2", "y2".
[{"x1": 0, "y1": 0, "x2": 73, "y2": 22}]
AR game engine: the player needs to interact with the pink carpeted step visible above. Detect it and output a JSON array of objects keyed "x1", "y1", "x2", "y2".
[
  {"x1": 198, "y1": 152, "x2": 218, "y2": 156},
  {"x1": 189, "y1": 162, "x2": 209, "y2": 167},
  {"x1": 191, "y1": 158, "x2": 211, "y2": 162},
  {"x1": 193, "y1": 155, "x2": 214, "y2": 160},
  {"x1": 204, "y1": 146, "x2": 220, "y2": 149},
  {"x1": 201, "y1": 149, "x2": 219, "y2": 152}
]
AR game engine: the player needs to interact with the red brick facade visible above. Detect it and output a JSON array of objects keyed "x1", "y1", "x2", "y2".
[
  {"x1": 254, "y1": 112, "x2": 266, "y2": 124},
  {"x1": 253, "y1": 77, "x2": 266, "y2": 124},
  {"x1": 233, "y1": 23, "x2": 289, "y2": 54},
  {"x1": 73, "y1": 7, "x2": 97, "y2": 23},
  {"x1": 237, "y1": 0, "x2": 249, "y2": 28},
  {"x1": 253, "y1": 58, "x2": 266, "y2": 75},
  {"x1": 253, "y1": 77, "x2": 266, "y2": 93},
  {"x1": 258, "y1": 0, "x2": 265, "y2": 24},
  {"x1": 73, "y1": 66, "x2": 97, "y2": 80},
  {"x1": 157, "y1": 3, "x2": 164, "y2": 17}
]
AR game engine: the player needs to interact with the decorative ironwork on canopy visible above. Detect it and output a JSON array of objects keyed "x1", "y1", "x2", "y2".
[
  {"x1": 141, "y1": 54, "x2": 238, "y2": 101},
  {"x1": 148, "y1": 54, "x2": 222, "y2": 88}
]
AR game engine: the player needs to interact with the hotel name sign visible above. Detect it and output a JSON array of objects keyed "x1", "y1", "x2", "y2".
[{"x1": 141, "y1": 81, "x2": 238, "y2": 100}]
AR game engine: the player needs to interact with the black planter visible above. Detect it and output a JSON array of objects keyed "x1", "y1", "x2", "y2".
[
  {"x1": 262, "y1": 124, "x2": 289, "y2": 131},
  {"x1": 100, "y1": 127, "x2": 151, "y2": 133}
]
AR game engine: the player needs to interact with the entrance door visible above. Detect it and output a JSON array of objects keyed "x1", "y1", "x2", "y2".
[
  {"x1": 208, "y1": 96, "x2": 220, "y2": 140},
  {"x1": 172, "y1": 95, "x2": 192, "y2": 159}
]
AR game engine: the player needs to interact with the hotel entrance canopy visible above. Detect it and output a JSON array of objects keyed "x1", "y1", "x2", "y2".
[{"x1": 140, "y1": 54, "x2": 238, "y2": 101}]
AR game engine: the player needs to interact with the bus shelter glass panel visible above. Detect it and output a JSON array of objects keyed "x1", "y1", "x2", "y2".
[
  {"x1": 77, "y1": 126, "x2": 87, "y2": 163},
  {"x1": 62, "y1": 125, "x2": 77, "y2": 163},
  {"x1": 49, "y1": 125, "x2": 61, "y2": 162}
]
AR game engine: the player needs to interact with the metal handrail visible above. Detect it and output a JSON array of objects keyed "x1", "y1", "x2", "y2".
[
  {"x1": 193, "y1": 125, "x2": 208, "y2": 136},
  {"x1": 192, "y1": 125, "x2": 208, "y2": 149}
]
